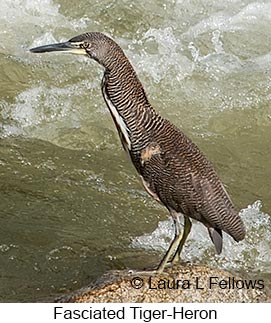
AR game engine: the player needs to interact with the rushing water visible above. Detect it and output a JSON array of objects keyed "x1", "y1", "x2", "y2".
[{"x1": 0, "y1": 0, "x2": 270, "y2": 302}]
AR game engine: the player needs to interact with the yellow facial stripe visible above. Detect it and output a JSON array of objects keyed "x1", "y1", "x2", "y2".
[{"x1": 64, "y1": 48, "x2": 86, "y2": 55}]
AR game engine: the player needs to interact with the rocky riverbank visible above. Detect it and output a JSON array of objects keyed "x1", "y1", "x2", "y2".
[{"x1": 55, "y1": 264, "x2": 268, "y2": 303}]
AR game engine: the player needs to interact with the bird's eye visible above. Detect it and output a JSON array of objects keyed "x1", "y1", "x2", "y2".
[{"x1": 80, "y1": 42, "x2": 89, "y2": 49}]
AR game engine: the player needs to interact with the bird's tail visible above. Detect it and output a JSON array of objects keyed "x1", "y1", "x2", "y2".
[
  {"x1": 208, "y1": 227, "x2": 223, "y2": 254},
  {"x1": 208, "y1": 209, "x2": 246, "y2": 254},
  {"x1": 224, "y1": 209, "x2": 246, "y2": 242}
]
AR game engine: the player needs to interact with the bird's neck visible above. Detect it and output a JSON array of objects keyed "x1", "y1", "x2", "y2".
[{"x1": 101, "y1": 60, "x2": 162, "y2": 153}]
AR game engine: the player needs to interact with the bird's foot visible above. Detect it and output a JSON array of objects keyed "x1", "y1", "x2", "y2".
[
  {"x1": 127, "y1": 256, "x2": 185, "y2": 277},
  {"x1": 171, "y1": 252, "x2": 180, "y2": 265},
  {"x1": 156, "y1": 258, "x2": 179, "y2": 273},
  {"x1": 161, "y1": 255, "x2": 187, "y2": 270}
]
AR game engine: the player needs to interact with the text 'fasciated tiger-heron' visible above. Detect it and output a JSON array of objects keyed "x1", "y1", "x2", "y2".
[{"x1": 30, "y1": 32, "x2": 245, "y2": 272}]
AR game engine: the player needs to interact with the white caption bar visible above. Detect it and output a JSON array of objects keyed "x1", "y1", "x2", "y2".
[{"x1": 1, "y1": 303, "x2": 269, "y2": 323}]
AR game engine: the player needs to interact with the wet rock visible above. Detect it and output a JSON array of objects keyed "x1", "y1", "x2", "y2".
[{"x1": 55, "y1": 264, "x2": 267, "y2": 303}]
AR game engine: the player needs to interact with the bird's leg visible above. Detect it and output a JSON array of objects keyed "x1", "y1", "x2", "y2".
[
  {"x1": 156, "y1": 215, "x2": 183, "y2": 273},
  {"x1": 171, "y1": 216, "x2": 192, "y2": 264}
]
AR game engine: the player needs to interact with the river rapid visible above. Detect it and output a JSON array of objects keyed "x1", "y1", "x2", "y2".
[{"x1": 0, "y1": 0, "x2": 270, "y2": 301}]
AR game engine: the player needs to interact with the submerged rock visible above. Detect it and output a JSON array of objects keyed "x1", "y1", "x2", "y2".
[{"x1": 55, "y1": 264, "x2": 267, "y2": 303}]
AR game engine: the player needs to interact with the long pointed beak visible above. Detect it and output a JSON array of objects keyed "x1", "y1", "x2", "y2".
[{"x1": 30, "y1": 41, "x2": 86, "y2": 55}]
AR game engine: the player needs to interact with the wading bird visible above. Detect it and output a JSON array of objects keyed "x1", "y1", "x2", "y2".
[{"x1": 30, "y1": 32, "x2": 245, "y2": 272}]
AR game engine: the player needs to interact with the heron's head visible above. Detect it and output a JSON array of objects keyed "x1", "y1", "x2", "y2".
[{"x1": 30, "y1": 32, "x2": 121, "y2": 67}]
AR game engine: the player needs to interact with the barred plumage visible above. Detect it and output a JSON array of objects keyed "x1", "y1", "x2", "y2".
[{"x1": 30, "y1": 32, "x2": 246, "y2": 272}]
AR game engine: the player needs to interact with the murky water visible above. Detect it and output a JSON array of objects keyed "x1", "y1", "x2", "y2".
[{"x1": 0, "y1": 0, "x2": 270, "y2": 302}]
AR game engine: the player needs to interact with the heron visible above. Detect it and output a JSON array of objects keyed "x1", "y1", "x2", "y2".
[{"x1": 30, "y1": 32, "x2": 245, "y2": 272}]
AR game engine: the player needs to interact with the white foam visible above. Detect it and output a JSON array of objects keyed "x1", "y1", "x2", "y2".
[
  {"x1": 126, "y1": 27, "x2": 195, "y2": 84},
  {"x1": 0, "y1": 0, "x2": 89, "y2": 55},
  {"x1": 1, "y1": 0, "x2": 270, "y2": 140},
  {"x1": 183, "y1": 2, "x2": 271, "y2": 38},
  {"x1": 131, "y1": 201, "x2": 271, "y2": 274},
  {"x1": 0, "y1": 83, "x2": 82, "y2": 138}
]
